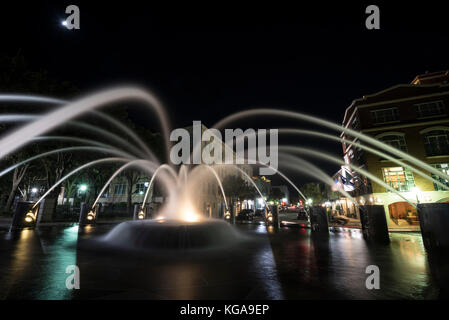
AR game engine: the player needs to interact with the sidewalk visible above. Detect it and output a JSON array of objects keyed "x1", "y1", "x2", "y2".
[
  {"x1": 279, "y1": 214, "x2": 420, "y2": 232},
  {"x1": 0, "y1": 216, "x2": 129, "y2": 229}
]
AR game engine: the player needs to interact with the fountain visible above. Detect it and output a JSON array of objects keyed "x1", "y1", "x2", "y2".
[{"x1": 2, "y1": 87, "x2": 449, "y2": 255}]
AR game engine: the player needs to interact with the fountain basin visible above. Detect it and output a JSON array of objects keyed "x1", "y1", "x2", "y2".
[{"x1": 97, "y1": 218, "x2": 244, "y2": 251}]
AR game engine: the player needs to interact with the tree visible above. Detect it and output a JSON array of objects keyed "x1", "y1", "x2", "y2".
[
  {"x1": 18, "y1": 164, "x2": 45, "y2": 201},
  {"x1": 0, "y1": 53, "x2": 78, "y2": 213},
  {"x1": 3, "y1": 162, "x2": 30, "y2": 213},
  {"x1": 301, "y1": 182, "x2": 325, "y2": 204},
  {"x1": 268, "y1": 188, "x2": 285, "y2": 203},
  {"x1": 79, "y1": 165, "x2": 118, "y2": 205},
  {"x1": 0, "y1": 53, "x2": 165, "y2": 215},
  {"x1": 62, "y1": 176, "x2": 79, "y2": 205},
  {"x1": 40, "y1": 151, "x2": 74, "y2": 209},
  {"x1": 222, "y1": 175, "x2": 255, "y2": 214}
]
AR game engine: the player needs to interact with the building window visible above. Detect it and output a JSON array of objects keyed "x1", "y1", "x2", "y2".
[
  {"x1": 415, "y1": 100, "x2": 445, "y2": 118},
  {"x1": 378, "y1": 134, "x2": 408, "y2": 152},
  {"x1": 382, "y1": 167, "x2": 415, "y2": 192},
  {"x1": 370, "y1": 107, "x2": 399, "y2": 124},
  {"x1": 135, "y1": 182, "x2": 148, "y2": 195},
  {"x1": 423, "y1": 130, "x2": 449, "y2": 156},
  {"x1": 113, "y1": 183, "x2": 126, "y2": 195},
  {"x1": 430, "y1": 163, "x2": 449, "y2": 191},
  {"x1": 351, "y1": 116, "x2": 359, "y2": 130}
]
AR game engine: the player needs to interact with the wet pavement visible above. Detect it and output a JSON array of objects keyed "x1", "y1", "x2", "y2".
[{"x1": 0, "y1": 222, "x2": 438, "y2": 299}]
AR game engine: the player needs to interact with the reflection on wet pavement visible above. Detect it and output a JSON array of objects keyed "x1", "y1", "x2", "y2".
[{"x1": 0, "y1": 223, "x2": 437, "y2": 299}]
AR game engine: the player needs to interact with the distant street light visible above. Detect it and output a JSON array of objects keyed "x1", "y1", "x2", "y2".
[
  {"x1": 31, "y1": 187, "x2": 38, "y2": 193},
  {"x1": 79, "y1": 184, "x2": 87, "y2": 192}
]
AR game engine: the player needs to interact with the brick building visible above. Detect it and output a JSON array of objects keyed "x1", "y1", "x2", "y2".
[{"x1": 341, "y1": 71, "x2": 449, "y2": 229}]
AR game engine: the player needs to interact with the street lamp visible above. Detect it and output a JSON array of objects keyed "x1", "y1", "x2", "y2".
[{"x1": 78, "y1": 184, "x2": 88, "y2": 202}]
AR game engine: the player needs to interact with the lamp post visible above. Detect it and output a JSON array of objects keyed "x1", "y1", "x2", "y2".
[{"x1": 79, "y1": 184, "x2": 88, "y2": 202}]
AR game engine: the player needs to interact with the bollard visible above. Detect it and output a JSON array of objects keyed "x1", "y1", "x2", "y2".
[
  {"x1": 417, "y1": 203, "x2": 449, "y2": 296},
  {"x1": 359, "y1": 205, "x2": 390, "y2": 244},
  {"x1": 36, "y1": 198, "x2": 56, "y2": 223},
  {"x1": 133, "y1": 204, "x2": 139, "y2": 220},
  {"x1": 11, "y1": 201, "x2": 37, "y2": 230},
  {"x1": 79, "y1": 203, "x2": 95, "y2": 226},
  {"x1": 133, "y1": 204, "x2": 146, "y2": 220},
  {"x1": 310, "y1": 206, "x2": 329, "y2": 234},
  {"x1": 417, "y1": 203, "x2": 449, "y2": 251},
  {"x1": 269, "y1": 205, "x2": 280, "y2": 229},
  {"x1": 146, "y1": 205, "x2": 153, "y2": 219},
  {"x1": 97, "y1": 202, "x2": 102, "y2": 216}
]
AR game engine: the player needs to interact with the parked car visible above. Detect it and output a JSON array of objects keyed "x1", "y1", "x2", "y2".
[
  {"x1": 236, "y1": 209, "x2": 254, "y2": 221},
  {"x1": 254, "y1": 209, "x2": 265, "y2": 217}
]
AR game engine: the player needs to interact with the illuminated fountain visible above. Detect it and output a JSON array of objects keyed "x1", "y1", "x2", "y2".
[{"x1": 2, "y1": 87, "x2": 449, "y2": 252}]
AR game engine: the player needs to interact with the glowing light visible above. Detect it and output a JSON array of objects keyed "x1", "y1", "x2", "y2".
[
  {"x1": 62, "y1": 20, "x2": 67, "y2": 27},
  {"x1": 306, "y1": 199, "x2": 313, "y2": 205},
  {"x1": 138, "y1": 210, "x2": 145, "y2": 220},
  {"x1": 184, "y1": 213, "x2": 198, "y2": 222},
  {"x1": 31, "y1": 187, "x2": 38, "y2": 193},
  {"x1": 176, "y1": 202, "x2": 201, "y2": 222},
  {"x1": 224, "y1": 211, "x2": 231, "y2": 220},
  {"x1": 86, "y1": 210, "x2": 95, "y2": 221},
  {"x1": 267, "y1": 215, "x2": 273, "y2": 222},
  {"x1": 79, "y1": 184, "x2": 87, "y2": 192},
  {"x1": 24, "y1": 211, "x2": 35, "y2": 223}
]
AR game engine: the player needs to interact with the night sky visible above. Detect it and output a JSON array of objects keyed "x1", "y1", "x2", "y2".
[{"x1": 1, "y1": 2, "x2": 449, "y2": 182}]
